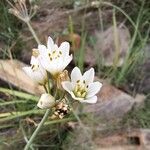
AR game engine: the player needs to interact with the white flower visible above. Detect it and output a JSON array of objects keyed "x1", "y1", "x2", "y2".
[
  {"x1": 38, "y1": 36, "x2": 73, "y2": 76},
  {"x1": 37, "y1": 93, "x2": 55, "y2": 109},
  {"x1": 23, "y1": 56, "x2": 47, "y2": 85},
  {"x1": 62, "y1": 67, "x2": 102, "y2": 103}
]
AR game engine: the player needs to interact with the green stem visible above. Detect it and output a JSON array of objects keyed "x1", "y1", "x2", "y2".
[
  {"x1": 24, "y1": 109, "x2": 51, "y2": 150},
  {"x1": 26, "y1": 21, "x2": 40, "y2": 45}
]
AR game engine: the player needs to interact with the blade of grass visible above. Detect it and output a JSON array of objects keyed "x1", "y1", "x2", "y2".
[
  {"x1": 0, "y1": 109, "x2": 44, "y2": 122},
  {"x1": 0, "y1": 87, "x2": 38, "y2": 101},
  {"x1": 0, "y1": 124, "x2": 16, "y2": 130},
  {"x1": 77, "y1": 33, "x2": 87, "y2": 73},
  {"x1": 0, "y1": 100, "x2": 28, "y2": 106},
  {"x1": 115, "y1": 0, "x2": 146, "y2": 85}
]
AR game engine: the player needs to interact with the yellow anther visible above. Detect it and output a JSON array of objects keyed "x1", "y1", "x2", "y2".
[
  {"x1": 31, "y1": 64, "x2": 35, "y2": 69},
  {"x1": 77, "y1": 80, "x2": 80, "y2": 83},
  {"x1": 52, "y1": 50, "x2": 56, "y2": 54},
  {"x1": 31, "y1": 64, "x2": 39, "y2": 71},
  {"x1": 76, "y1": 91, "x2": 82, "y2": 97},
  {"x1": 74, "y1": 86, "x2": 78, "y2": 93},
  {"x1": 81, "y1": 92, "x2": 86, "y2": 98}
]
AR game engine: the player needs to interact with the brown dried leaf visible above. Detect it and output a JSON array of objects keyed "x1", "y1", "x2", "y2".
[{"x1": 0, "y1": 59, "x2": 44, "y2": 95}]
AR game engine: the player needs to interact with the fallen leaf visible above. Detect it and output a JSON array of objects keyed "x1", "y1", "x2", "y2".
[{"x1": 0, "y1": 59, "x2": 44, "y2": 95}]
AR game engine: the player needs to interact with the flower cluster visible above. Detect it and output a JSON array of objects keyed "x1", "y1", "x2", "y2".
[{"x1": 23, "y1": 36, "x2": 102, "y2": 118}]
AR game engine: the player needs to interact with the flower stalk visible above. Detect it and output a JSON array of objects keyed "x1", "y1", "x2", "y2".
[
  {"x1": 26, "y1": 20, "x2": 41, "y2": 45},
  {"x1": 24, "y1": 109, "x2": 51, "y2": 150}
]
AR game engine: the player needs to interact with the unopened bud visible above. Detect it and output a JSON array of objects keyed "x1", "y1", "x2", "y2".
[{"x1": 37, "y1": 94, "x2": 55, "y2": 109}]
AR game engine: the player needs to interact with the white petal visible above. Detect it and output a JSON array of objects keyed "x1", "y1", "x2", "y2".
[
  {"x1": 71, "y1": 67, "x2": 82, "y2": 83},
  {"x1": 30, "y1": 56, "x2": 38, "y2": 65},
  {"x1": 83, "y1": 68, "x2": 94, "y2": 85},
  {"x1": 47, "y1": 36, "x2": 54, "y2": 50},
  {"x1": 39, "y1": 55, "x2": 49, "y2": 68},
  {"x1": 39, "y1": 65, "x2": 47, "y2": 76},
  {"x1": 82, "y1": 96, "x2": 97, "y2": 103},
  {"x1": 54, "y1": 44, "x2": 59, "y2": 50},
  {"x1": 86, "y1": 82, "x2": 102, "y2": 98},
  {"x1": 62, "y1": 54, "x2": 73, "y2": 70},
  {"x1": 23, "y1": 66, "x2": 47, "y2": 84},
  {"x1": 37, "y1": 93, "x2": 55, "y2": 109},
  {"x1": 62, "y1": 81, "x2": 74, "y2": 94},
  {"x1": 46, "y1": 59, "x2": 62, "y2": 75},
  {"x1": 38, "y1": 44, "x2": 47, "y2": 54},
  {"x1": 59, "y1": 42, "x2": 70, "y2": 56}
]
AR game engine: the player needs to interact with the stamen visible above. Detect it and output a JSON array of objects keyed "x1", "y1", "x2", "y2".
[
  {"x1": 31, "y1": 65, "x2": 34, "y2": 69},
  {"x1": 52, "y1": 50, "x2": 56, "y2": 54},
  {"x1": 77, "y1": 80, "x2": 80, "y2": 83},
  {"x1": 81, "y1": 92, "x2": 86, "y2": 98},
  {"x1": 31, "y1": 64, "x2": 39, "y2": 71},
  {"x1": 73, "y1": 81, "x2": 88, "y2": 99},
  {"x1": 76, "y1": 91, "x2": 82, "y2": 97}
]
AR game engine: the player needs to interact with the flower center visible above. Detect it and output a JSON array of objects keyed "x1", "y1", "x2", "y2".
[
  {"x1": 31, "y1": 64, "x2": 39, "y2": 71},
  {"x1": 73, "y1": 80, "x2": 88, "y2": 99},
  {"x1": 48, "y1": 50, "x2": 62, "y2": 61}
]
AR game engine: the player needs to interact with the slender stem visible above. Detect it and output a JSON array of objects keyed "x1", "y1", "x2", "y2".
[
  {"x1": 24, "y1": 109, "x2": 51, "y2": 150},
  {"x1": 48, "y1": 80, "x2": 51, "y2": 94},
  {"x1": 26, "y1": 21, "x2": 40, "y2": 45}
]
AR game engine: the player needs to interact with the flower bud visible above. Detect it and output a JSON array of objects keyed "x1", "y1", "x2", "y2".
[
  {"x1": 32, "y1": 48, "x2": 39, "y2": 58},
  {"x1": 37, "y1": 94, "x2": 55, "y2": 109}
]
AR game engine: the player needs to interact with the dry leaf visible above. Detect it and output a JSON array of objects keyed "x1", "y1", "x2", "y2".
[{"x1": 0, "y1": 59, "x2": 44, "y2": 95}]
